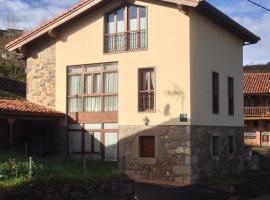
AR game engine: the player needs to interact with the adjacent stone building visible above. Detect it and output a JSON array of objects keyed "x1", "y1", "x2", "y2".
[{"x1": 6, "y1": 0, "x2": 260, "y2": 186}]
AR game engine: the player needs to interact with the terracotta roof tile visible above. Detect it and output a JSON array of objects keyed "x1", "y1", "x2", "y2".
[
  {"x1": 0, "y1": 98, "x2": 65, "y2": 117},
  {"x1": 243, "y1": 73, "x2": 270, "y2": 94}
]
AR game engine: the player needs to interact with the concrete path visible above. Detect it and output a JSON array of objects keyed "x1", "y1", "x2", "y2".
[{"x1": 135, "y1": 182, "x2": 230, "y2": 200}]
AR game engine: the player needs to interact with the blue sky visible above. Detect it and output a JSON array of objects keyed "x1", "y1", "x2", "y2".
[{"x1": 0, "y1": 0, "x2": 269, "y2": 65}]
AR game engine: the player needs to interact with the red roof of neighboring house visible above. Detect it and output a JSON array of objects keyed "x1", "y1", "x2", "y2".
[
  {"x1": 243, "y1": 73, "x2": 270, "y2": 94},
  {"x1": 0, "y1": 98, "x2": 65, "y2": 117}
]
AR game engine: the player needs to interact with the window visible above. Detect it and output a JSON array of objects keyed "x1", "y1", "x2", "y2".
[
  {"x1": 228, "y1": 77, "x2": 234, "y2": 115},
  {"x1": 244, "y1": 132, "x2": 256, "y2": 139},
  {"x1": 228, "y1": 136, "x2": 234, "y2": 154},
  {"x1": 138, "y1": 68, "x2": 155, "y2": 112},
  {"x1": 139, "y1": 136, "x2": 155, "y2": 157},
  {"x1": 67, "y1": 63, "x2": 118, "y2": 112},
  {"x1": 212, "y1": 72, "x2": 219, "y2": 114},
  {"x1": 104, "y1": 4, "x2": 147, "y2": 53},
  {"x1": 212, "y1": 135, "x2": 219, "y2": 156}
]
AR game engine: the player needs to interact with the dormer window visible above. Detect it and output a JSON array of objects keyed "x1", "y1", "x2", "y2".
[{"x1": 104, "y1": 4, "x2": 147, "y2": 53}]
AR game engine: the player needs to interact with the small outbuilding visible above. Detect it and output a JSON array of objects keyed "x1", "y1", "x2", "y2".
[{"x1": 0, "y1": 98, "x2": 65, "y2": 156}]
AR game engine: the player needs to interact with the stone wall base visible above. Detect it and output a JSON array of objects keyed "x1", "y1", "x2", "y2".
[{"x1": 119, "y1": 125, "x2": 244, "y2": 186}]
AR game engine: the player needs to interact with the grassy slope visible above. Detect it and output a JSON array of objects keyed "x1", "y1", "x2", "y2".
[{"x1": 0, "y1": 151, "x2": 123, "y2": 188}]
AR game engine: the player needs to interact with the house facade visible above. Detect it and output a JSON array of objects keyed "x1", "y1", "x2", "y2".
[
  {"x1": 244, "y1": 64, "x2": 270, "y2": 147},
  {"x1": 6, "y1": 0, "x2": 259, "y2": 186}
]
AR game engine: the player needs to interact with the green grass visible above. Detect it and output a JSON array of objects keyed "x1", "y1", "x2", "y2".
[
  {"x1": 0, "y1": 151, "x2": 123, "y2": 189},
  {"x1": 0, "y1": 89, "x2": 24, "y2": 99}
]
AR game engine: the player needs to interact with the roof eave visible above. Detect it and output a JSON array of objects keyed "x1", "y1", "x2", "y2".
[
  {"x1": 6, "y1": 0, "x2": 200, "y2": 52},
  {"x1": 194, "y1": 1, "x2": 260, "y2": 44}
]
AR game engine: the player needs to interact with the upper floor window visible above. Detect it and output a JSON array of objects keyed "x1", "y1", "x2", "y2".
[
  {"x1": 228, "y1": 77, "x2": 234, "y2": 115},
  {"x1": 68, "y1": 63, "x2": 118, "y2": 113},
  {"x1": 104, "y1": 5, "x2": 147, "y2": 53},
  {"x1": 138, "y1": 68, "x2": 155, "y2": 112},
  {"x1": 212, "y1": 72, "x2": 219, "y2": 114}
]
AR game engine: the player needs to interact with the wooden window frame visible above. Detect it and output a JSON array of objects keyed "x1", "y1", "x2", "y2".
[
  {"x1": 104, "y1": 4, "x2": 148, "y2": 53},
  {"x1": 212, "y1": 71, "x2": 219, "y2": 114},
  {"x1": 67, "y1": 62, "x2": 118, "y2": 113},
  {"x1": 138, "y1": 68, "x2": 155, "y2": 112},
  {"x1": 228, "y1": 77, "x2": 234, "y2": 116},
  {"x1": 139, "y1": 136, "x2": 155, "y2": 158}
]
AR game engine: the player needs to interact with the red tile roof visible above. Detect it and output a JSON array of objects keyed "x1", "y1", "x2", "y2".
[
  {"x1": 0, "y1": 98, "x2": 65, "y2": 117},
  {"x1": 243, "y1": 73, "x2": 270, "y2": 94}
]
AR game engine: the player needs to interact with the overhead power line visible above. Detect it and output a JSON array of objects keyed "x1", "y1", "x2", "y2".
[{"x1": 247, "y1": 0, "x2": 270, "y2": 12}]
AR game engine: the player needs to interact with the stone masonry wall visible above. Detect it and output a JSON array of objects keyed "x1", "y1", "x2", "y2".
[
  {"x1": 119, "y1": 125, "x2": 192, "y2": 186},
  {"x1": 119, "y1": 125, "x2": 244, "y2": 186},
  {"x1": 26, "y1": 38, "x2": 56, "y2": 107},
  {"x1": 190, "y1": 126, "x2": 244, "y2": 181}
]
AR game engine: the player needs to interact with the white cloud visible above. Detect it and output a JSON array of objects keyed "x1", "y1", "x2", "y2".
[
  {"x1": 211, "y1": 0, "x2": 270, "y2": 65},
  {"x1": 0, "y1": 0, "x2": 79, "y2": 30}
]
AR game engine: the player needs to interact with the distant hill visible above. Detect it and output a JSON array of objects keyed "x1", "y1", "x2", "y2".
[
  {"x1": 0, "y1": 77, "x2": 26, "y2": 98},
  {"x1": 244, "y1": 63, "x2": 270, "y2": 73},
  {"x1": 0, "y1": 29, "x2": 26, "y2": 99}
]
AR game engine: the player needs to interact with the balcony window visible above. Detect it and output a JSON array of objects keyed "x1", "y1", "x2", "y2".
[{"x1": 104, "y1": 5, "x2": 147, "y2": 53}]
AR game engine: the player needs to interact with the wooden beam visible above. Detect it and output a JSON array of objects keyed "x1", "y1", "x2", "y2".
[
  {"x1": 48, "y1": 30, "x2": 59, "y2": 39},
  {"x1": 18, "y1": 46, "x2": 28, "y2": 56},
  {"x1": 8, "y1": 119, "x2": 16, "y2": 151}
]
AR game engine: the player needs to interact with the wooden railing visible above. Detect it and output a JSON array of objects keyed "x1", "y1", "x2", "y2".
[
  {"x1": 104, "y1": 30, "x2": 147, "y2": 53},
  {"x1": 244, "y1": 106, "x2": 270, "y2": 117}
]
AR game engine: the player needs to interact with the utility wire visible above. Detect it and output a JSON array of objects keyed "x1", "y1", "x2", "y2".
[{"x1": 247, "y1": 0, "x2": 270, "y2": 12}]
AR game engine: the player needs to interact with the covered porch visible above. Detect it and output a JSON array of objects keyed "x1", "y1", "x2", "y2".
[{"x1": 0, "y1": 98, "x2": 66, "y2": 156}]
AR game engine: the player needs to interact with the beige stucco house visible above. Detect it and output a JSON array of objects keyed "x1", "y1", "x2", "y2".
[{"x1": 6, "y1": 0, "x2": 259, "y2": 186}]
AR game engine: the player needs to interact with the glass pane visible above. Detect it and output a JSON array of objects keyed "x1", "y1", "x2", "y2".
[
  {"x1": 85, "y1": 123, "x2": 102, "y2": 130},
  {"x1": 104, "y1": 123, "x2": 118, "y2": 129},
  {"x1": 107, "y1": 13, "x2": 115, "y2": 34},
  {"x1": 68, "y1": 124, "x2": 82, "y2": 130},
  {"x1": 69, "y1": 131, "x2": 82, "y2": 152},
  {"x1": 94, "y1": 132, "x2": 101, "y2": 153},
  {"x1": 140, "y1": 7, "x2": 146, "y2": 30},
  {"x1": 85, "y1": 75, "x2": 92, "y2": 94},
  {"x1": 129, "y1": 5, "x2": 138, "y2": 31},
  {"x1": 117, "y1": 7, "x2": 124, "y2": 33},
  {"x1": 68, "y1": 66, "x2": 83, "y2": 74},
  {"x1": 104, "y1": 63, "x2": 118, "y2": 71},
  {"x1": 68, "y1": 97, "x2": 81, "y2": 112},
  {"x1": 68, "y1": 75, "x2": 82, "y2": 95},
  {"x1": 93, "y1": 74, "x2": 101, "y2": 93},
  {"x1": 104, "y1": 96, "x2": 118, "y2": 112},
  {"x1": 140, "y1": 70, "x2": 148, "y2": 91},
  {"x1": 150, "y1": 70, "x2": 155, "y2": 90},
  {"x1": 104, "y1": 72, "x2": 118, "y2": 94},
  {"x1": 85, "y1": 64, "x2": 102, "y2": 72},
  {"x1": 85, "y1": 131, "x2": 92, "y2": 152},
  {"x1": 84, "y1": 97, "x2": 101, "y2": 112}
]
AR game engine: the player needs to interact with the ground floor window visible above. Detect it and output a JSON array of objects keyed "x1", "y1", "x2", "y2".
[
  {"x1": 228, "y1": 136, "x2": 234, "y2": 154},
  {"x1": 68, "y1": 123, "x2": 118, "y2": 161},
  {"x1": 211, "y1": 135, "x2": 219, "y2": 156},
  {"x1": 139, "y1": 136, "x2": 155, "y2": 158}
]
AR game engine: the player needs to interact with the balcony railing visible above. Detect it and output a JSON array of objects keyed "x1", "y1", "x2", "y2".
[
  {"x1": 104, "y1": 30, "x2": 147, "y2": 53},
  {"x1": 244, "y1": 106, "x2": 270, "y2": 118}
]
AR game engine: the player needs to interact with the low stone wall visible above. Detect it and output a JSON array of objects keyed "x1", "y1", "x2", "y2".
[{"x1": 0, "y1": 178, "x2": 135, "y2": 200}]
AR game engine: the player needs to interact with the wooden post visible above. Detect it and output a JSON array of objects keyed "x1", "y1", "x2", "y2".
[{"x1": 8, "y1": 119, "x2": 16, "y2": 151}]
